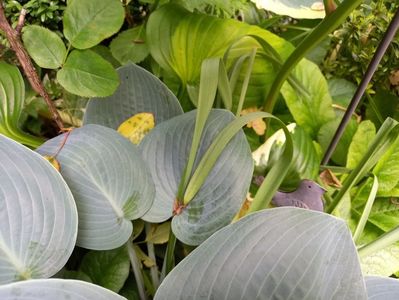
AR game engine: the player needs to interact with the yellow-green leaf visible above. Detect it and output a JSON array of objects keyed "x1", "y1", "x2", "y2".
[{"x1": 145, "y1": 222, "x2": 171, "y2": 245}]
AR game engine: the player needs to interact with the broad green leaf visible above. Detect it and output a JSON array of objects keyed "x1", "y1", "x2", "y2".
[
  {"x1": 83, "y1": 63, "x2": 183, "y2": 129},
  {"x1": 365, "y1": 276, "x2": 399, "y2": 299},
  {"x1": 360, "y1": 243, "x2": 399, "y2": 276},
  {"x1": 0, "y1": 62, "x2": 43, "y2": 147},
  {"x1": 280, "y1": 59, "x2": 335, "y2": 138},
  {"x1": 57, "y1": 49, "x2": 119, "y2": 97},
  {"x1": 155, "y1": 208, "x2": 366, "y2": 299},
  {"x1": 22, "y1": 25, "x2": 66, "y2": 69},
  {"x1": 57, "y1": 270, "x2": 92, "y2": 282},
  {"x1": 80, "y1": 246, "x2": 130, "y2": 293},
  {"x1": 110, "y1": 26, "x2": 149, "y2": 64},
  {"x1": 255, "y1": 123, "x2": 319, "y2": 189},
  {"x1": 147, "y1": 4, "x2": 335, "y2": 135},
  {"x1": 139, "y1": 109, "x2": 253, "y2": 245},
  {"x1": 0, "y1": 135, "x2": 77, "y2": 284},
  {"x1": 90, "y1": 45, "x2": 121, "y2": 68},
  {"x1": 0, "y1": 279, "x2": 126, "y2": 299},
  {"x1": 37, "y1": 125, "x2": 155, "y2": 250},
  {"x1": 63, "y1": 0, "x2": 124, "y2": 49},
  {"x1": 318, "y1": 117, "x2": 358, "y2": 166},
  {"x1": 373, "y1": 137, "x2": 399, "y2": 193},
  {"x1": 347, "y1": 121, "x2": 376, "y2": 169},
  {"x1": 328, "y1": 78, "x2": 357, "y2": 107},
  {"x1": 252, "y1": 0, "x2": 326, "y2": 19}
]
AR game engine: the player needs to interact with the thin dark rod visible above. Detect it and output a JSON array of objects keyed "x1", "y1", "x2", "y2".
[{"x1": 321, "y1": 6, "x2": 399, "y2": 165}]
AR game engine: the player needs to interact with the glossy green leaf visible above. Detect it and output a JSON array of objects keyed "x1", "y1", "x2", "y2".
[
  {"x1": 155, "y1": 208, "x2": 366, "y2": 299},
  {"x1": 0, "y1": 135, "x2": 77, "y2": 284},
  {"x1": 255, "y1": 123, "x2": 319, "y2": 189},
  {"x1": 139, "y1": 109, "x2": 253, "y2": 245},
  {"x1": 318, "y1": 117, "x2": 358, "y2": 166},
  {"x1": 280, "y1": 59, "x2": 335, "y2": 138},
  {"x1": 373, "y1": 137, "x2": 399, "y2": 194},
  {"x1": 83, "y1": 63, "x2": 183, "y2": 129},
  {"x1": 347, "y1": 121, "x2": 376, "y2": 169},
  {"x1": 365, "y1": 276, "x2": 399, "y2": 299},
  {"x1": 37, "y1": 125, "x2": 155, "y2": 250},
  {"x1": 328, "y1": 77, "x2": 357, "y2": 107},
  {"x1": 57, "y1": 49, "x2": 119, "y2": 97},
  {"x1": 63, "y1": 0, "x2": 124, "y2": 49},
  {"x1": 252, "y1": 0, "x2": 326, "y2": 19},
  {"x1": 0, "y1": 62, "x2": 43, "y2": 147},
  {"x1": 80, "y1": 246, "x2": 130, "y2": 293},
  {"x1": 110, "y1": 26, "x2": 149, "y2": 64},
  {"x1": 22, "y1": 25, "x2": 66, "y2": 69},
  {"x1": 147, "y1": 4, "x2": 335, "y2": 135},
  {"x1": 0, "y1": 279, "x2": 126, "y2": 299}
]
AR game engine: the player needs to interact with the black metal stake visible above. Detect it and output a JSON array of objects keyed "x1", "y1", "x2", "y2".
[{"x1": 321, "y1": 6, "x2": 399, "y2": 165}]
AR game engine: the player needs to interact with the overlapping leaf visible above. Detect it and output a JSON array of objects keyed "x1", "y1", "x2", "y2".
[
  {"x1": 63, "y1": 0, "x2": 124, "y2": 49},
  {"x1": 365, "y1": 276, "x2": 399, "y2": 299},
  {"x1": 139, "y1": 109, "x2": 253, "y2": 245},
  {"x1": 0, "y1": 62, "x2": 43, "y2": 147},
  {"x1": 155, "y1": 208, "x2": 366, "y2": 299},
  {"x1": 252, "y1": 0, "x2": 326, "y2": 19},
  {"x1": 37, "y1": 125, "x2": 155, "y2": 250},
  {"x1": 83, "y1": 63, "x2": 183, "y2": 129},
  {"x1": 0, "y1": 279, "x2": 126, "y2": 299},
  {"x1": 0, "y1": 135, "x2": 77, "y2": 284}
]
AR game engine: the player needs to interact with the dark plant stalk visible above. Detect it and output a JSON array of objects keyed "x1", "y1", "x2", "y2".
[
  {"x1": 0, "y1": 3, "x2": 65, "y2": 132},
  {"x1": 321, "y1": 6, "x2": 399, "y2": 164},
  {"x1": 161, "y1": 231, "x2": 176, "y2": 281}
]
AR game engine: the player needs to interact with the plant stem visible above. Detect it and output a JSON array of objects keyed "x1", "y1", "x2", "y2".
[
  {"x1": 127, "y1": 237, "x2": 148, "y2": 300},
  {"x1": 145, "y1": 223, "x2": 159, "y2": 289},
  {"x1": 322, "y1": 6, "x2": 399, "y2": 164},
  {"x1": 161, "y1": 230, "x2": 176, "y2": 282},
  {"x1": 235, "y1": 48, "x2": 256, "y2": 117},
  {"x1": 263, "y1": 0, "x2": 363, "y2": 113},
  {"x1": 0, "y1": 3, "x2": 64, "y2": 131}
]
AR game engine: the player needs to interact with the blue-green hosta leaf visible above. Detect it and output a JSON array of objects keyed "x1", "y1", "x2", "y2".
[
  {"x1": 79, "y1": 246, "x2": 130, "y2": 293},
  {"x1": 37, "y1": 125, "x2": 155, "y2": 250},
  {"x1": 155, "y1": 208, "x2": 366, "y2": 299},
  {"x1": 63, "y1": 0, "x2": 124, "y2": 49},
  {"x1": 0, "y1": 279, "x2": 126, "y2": 299},
  {"x1": 365, "y1": 276, "x2": 399, "y2": 299},
  {"x1": 83, "y1": 63, "x2": 183, "y2": 129},
  {"x1": 252, "y1": 0, "x2": 326, "y2": 19},
  {"x1": 0, "y1": 135, "x2": 77, "y2": 284},
  {"x1": 0, "y1": 62, "x2": 43, "y2": 147},
  {"x1": 139, "y1": 109, "x2": 253, "y2": 245}
]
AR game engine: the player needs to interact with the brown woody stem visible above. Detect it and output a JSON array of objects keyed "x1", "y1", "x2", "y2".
[{"x1": 0, "y1": 3, "x2": 65, "y2": 131}]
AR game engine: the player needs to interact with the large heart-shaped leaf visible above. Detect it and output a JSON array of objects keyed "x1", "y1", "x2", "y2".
[
  {"x1": 155, "y1": 207, "x2": 366, "y2": 299},
  {"x1": 0, "y1": 62, "x2": 43, "y2": 147},
  {"x1": 83, "y1": 63, "x2": 183, "y2": 129},
  {"x1": 365, "y1": 276, "x2": 399, "y2": 299},
  {"x1": 63, "y1": 0, "x2": 124, "y2": 49},
  {"x1": 252, "y1": 0, "x2": 326, "y2": 19},
  {"x1": 0, "y1": 279, "x2": 126, "y2": 299},
  {"x1": 0, "y1": 135, "x2": 77, "y2": 284},
  {"x1": 139, "y1": 109, "x2": 253, "y2": 245},
  {"x1": 37, "y1": 125, "x2": 155, "y2": 250},
  {"x1": 147, "y1": 4, "x2": 335, "y2": 136},
  {"x1": 57, "y1": 49, "x2": 119, "y2": 98}
]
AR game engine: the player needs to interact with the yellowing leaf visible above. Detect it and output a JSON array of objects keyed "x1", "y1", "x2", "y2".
[
  {"x1": 240, "y1": 107, "x2": 266, "y2": 135},
  {"x1": 133, "y1": 244, "x2": 155, "y2": 268},
  {"x1": 145, "y1": 222, "x2": 171, "y2": 244},
  {"x1": 43, "y1": 155, "x2": 61, "y2": 171},
  {"x1": 117, "y1": 112, "x2": 155, "y2": 144}
]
